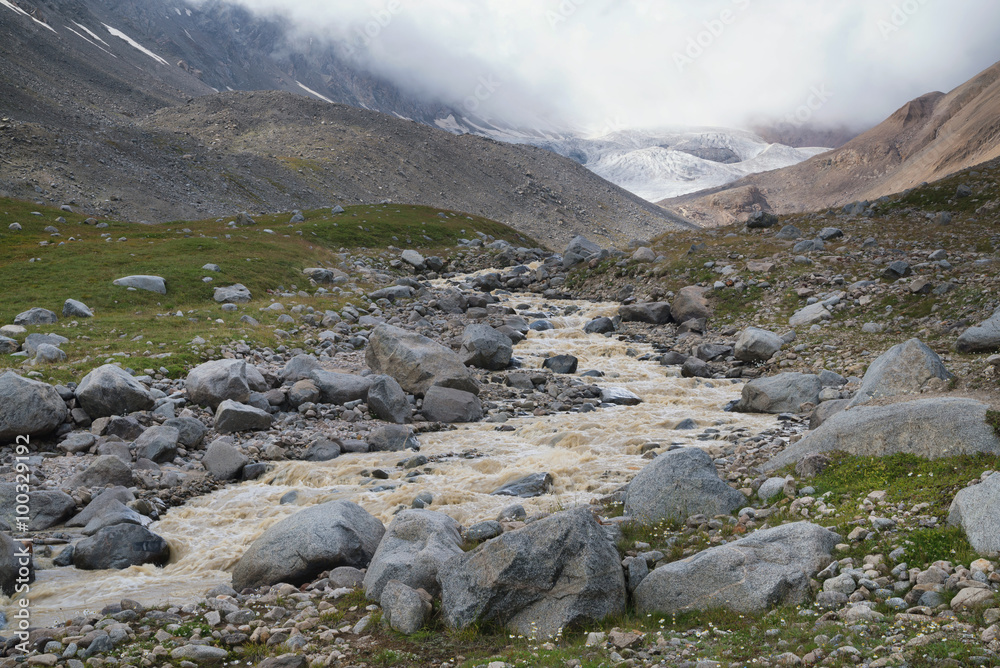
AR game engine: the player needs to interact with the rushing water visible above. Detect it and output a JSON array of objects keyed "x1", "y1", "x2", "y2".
[{"x1": 4, "y1": 289, "x2": 778, "y2": 627}]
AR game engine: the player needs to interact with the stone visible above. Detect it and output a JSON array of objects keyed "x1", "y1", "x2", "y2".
[
  {"x1": 213, "y1": 284, "x2": 251, "y2": 304},
  {"x1": 543, "y1": 354, "x2": 578, "y2": 374},
  {"x1": 758, "y1": 476, "x2": 791, "y2": 502},
  {"x1": 364, "y1": 509, "x2": 464, "y2": 601},
  {"x1": 163, "y1": 417, "x2": 208, "y2": 448},
  {"x1": 0, "y1": 484, "x2": 74, "y2": 530},
  {"x1": 309, "y1": 370, "x2": 372, "y2": 405},
  {"x1": 747, "y1": 211, "x2": 779, "y2": 229},
  {"x1": 62, "y1": 299, "x2": 93, "y2": 318},
  {"x1": 368, "y1": 424, "x2": 420, "y2": 452},
  {"x1": 14, "y1": 307, "x2": 58, "y2": 325},
  {"x1": 775, "y1": 224, "x2": 803, "y2": 240},
  {"x1": 279, "y1": 354, "x2": 322, "y2": 382},
  {"x1": 22, "y1": 333, "x2": 68, "y2": 356},
  {"x1": 367, "y1": 375, "x2": 412, "y2": 424},
  {"x1": 634, "y1": 522, "x2": 840, "y2": 613},
  {"x1": 789, "y1": 302, "x2": 831, "y2": 327},
  {"x1": 624, "y1": 448, "x2": 745, "y2": 523},
  {"x1": 401, "y1": 249, "x2": 425, "y2": 268},
  {"x1": 80, "y1": 499, "x2": 148, "y2": 536},
  {"x1": 286, "y1": 379, "x2": 320, "y2": 408},
  {"x1": 736, "y1": 373, "x2": 822, "y2": 413},
  {"x1": 562, "y1": 235, "x2": 602, "y2": 268},
  {"x1": 301, "y1": 439, "x2": 341, "y2": 462},
  {"x1": 73, "y1": 524, "x2": 170, "y2": 570},
  {"x1": 955, "y1": 308, "x2": 1000, "y2": 353},
  {"x1": 583, "y1": 317, "x2": 615, "y2": 335},
  {"x1": 169, "y1": 645, "x2": 229, "y2": 664},
  {"x1": 847, "y1": 338, "x2": 952, "y2": 407},
  {"x1": 951, "y1": 587, "x2": 995, "y2": 610},
  {"x1": 948, "y1": 473, "x2": 1000, "y2": 556},
  {"x1": 65, "y1": 455, "x2": 134, "y2": 489},
  {"x1": 601, "y1": 387, "x2": 642, "y2": 405},
  {"x1": 438, "y1": 507, "x2": 626, "y2": 638},
  {"x1": 818, "y1": 227, "x2": 844, "y2": 240},
  {"x1": 203, "y1": 438, "x2": 249, "y2": 480},
  {"x1": 66, "y1": 487, "x2": 135, "y2": 527},
  {"x1": 619, "y1": 303, "x2": 673, "y2": 325},
  {"x1": 632, "y1": 247, "x2": 656, "y2": 263},
  {"x1": 765, "y1": 398, "x2": 1000, "y2": 471},
  {"x1": 368, "y1": 285, "x2": 413, "y2": 301},
  {"x1": 0, "y1": 372, "x2": 68, "y2": 442},
  {"x1": 186, "y1": 359, "x2": 252, "y2": 409},
  {"x1": 380, "y1": 580, "x2": 432, "y2": 634},
  {"x1": 231, "y1": 500, "x2": 385, "y2": 591},
  {"x1": 1, "y1": 531, "x2": 34, "y2": 596},
  {"x1": 60, "y1": 432, "x2": 96, "y2": 454},
  {"x1": 214, "y1": 400, "x2": 272, "y2": 433},
  {"x1": 33, "y1": 343, "x2": 66, "y2": 364},
  {"x1": 134, "y1": 425, "x2": 180, "y2": 463},
  {"x1": 491, "y1": 472, "x2": 553, "y2": 498},
  {"x1": 671, "y1": 287, "x2": 711, "y2": 324},
  {"x1": 681, "y1": 357, "x2": 712, "y2": 378},
  {"x1": 464, "y1": 520, "x2": 504, "y2": 542},
  {"x1": 460, "y1": 324, "x2": 513, "y2": 370},
  {"x1": 366, "y1": 324, "x2": 479, "y2": 396},
  {"x1": 0, "y1": 335, "x2": 17, "y2": 353},
  {"x1": 112, "y1": 275, "x2": 166, "y2": 294},
  {"x1": 882, "y1": 261, "x2": 912, "y2": 280},
  {"x1": 421, "y1": 386, "x2": 483, "y2": 423},
  {"x1": 734, "y1": 327, "x2": 783, "y2": 362}
]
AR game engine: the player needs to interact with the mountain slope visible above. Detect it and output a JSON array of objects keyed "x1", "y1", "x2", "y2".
[{"x1": 662, "y1": 61, "x2": 1000, "y2": 226}]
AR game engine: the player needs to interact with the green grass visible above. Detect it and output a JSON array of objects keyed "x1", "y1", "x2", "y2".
[{"x1": 0, "y1": 197, "x2": 535, "y2": 383}]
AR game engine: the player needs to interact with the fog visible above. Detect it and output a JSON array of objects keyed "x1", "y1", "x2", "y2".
[{"x1": 211, "y1": 0, "x2": 1000, "y2": 132}]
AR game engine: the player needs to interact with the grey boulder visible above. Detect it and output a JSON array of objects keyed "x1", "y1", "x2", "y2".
[
  {"x1": 671, "y1": 287, "x2": 711, "y2": 324},
  {"x1": 948, "y1": 473, "x2": 1000, "y2": 556},
  {"x1": 624, "y1": 448, "x2": 745, "y2": 523},
  {"x1": 380, "y1": 580, "x2": 432, "y2": 635},
  {"x1": 134, "y1": 425, "x2": 180, "y2": 463},
  {"x1": 562, "y1": 235, "x2": 602, "y2": 268},
  {"x1": 368, "y1": 425, "x2": 420, "y2": 452},
  {"x1": 214, "y1": 400, "x2": 272, "y2": 434},
  {"x1": 765, "y1": 398, "x2": 1000, "y2": 471},
  {"x1": 73, "y1": 524, "x2": 170, "y2": 570},
  {"x1": 81, "y1": 500, "x2": 148, "y2": 536},
  {"x1": 619, "y1": 303, "x2": 673, "y2": 325},
  {"x1": 279, "y1": 355, "x2": 321, "y2": 382},
  {"x1": 63, "y1": 299, "x2": 94, "y2": 318},
  {"x1": 231, "y1": 500, "x2": 385, "y2": 591},
  {"x1": 438, "y1": 507, "x2": 626, "y2": 638},
  {"x1": 734, "y1": 327, "x2": 783, "y2": 362},
  {"x1": 956, "y1": 308, "x2": 1000, "y2": 353},
  {"x1": 367, "y1": 375, "x2": 412, "y2": 424},
  {"x1": 14, "y1": 307, "x2": 58, "y2": 325},
  {"x1": 202, "y1": 438, "x2": 249, "y2": 480},
  {"x1": 186, "y1": 359, "x2": 252, "y2": 408},
  {"x1": 112, "y1": 275, "x2": 166, "y2": 294},
  {"x1": 736, "y1": 373, "x2": 822, "y2": 413},
  {"x1": 66, "y1": 487, "x2": 135, "y2": 527},
  {"x1": 163, "y1": 416, "x2": 208, "y2": 448},
  {"x1": 460, "y1": 324, "x2": 512, "y2": 370},
  {"x1": 848, "y1": 338, "x2": 952, "y2": 407},
  {"x1": 421, "y1": 386, "x2": 483, "y2": 423},
  {"x1": 0, "y1": 372, "x2": 68, "y2": 442},
  {"x1": 366, "y1": 324, "x2": 479, "y2": 396},
  {"x1": 364, "y1": 509, "x2": 464, "y2": 601},
  {"x1": 65, "y1": 455, "x2": 135, "y2": 489},
  {"x1": 214, "y1": 284, "x2": 252, "y2": 304},
  {"x1": 0, "y1": 484, "x2": 75, "y2": 530},
  {"x1": 634, "y1": 522, "x2": 840, "y2": 613},
  {"x1": 309, "y1": 370, "x2": 372, "y2": 405}
]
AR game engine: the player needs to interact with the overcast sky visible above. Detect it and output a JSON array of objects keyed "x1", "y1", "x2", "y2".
[{"x1": 221, "y1": 0, "x2": 1000, "y2": 132}]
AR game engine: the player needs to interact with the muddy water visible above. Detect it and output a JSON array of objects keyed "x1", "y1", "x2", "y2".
[{"x1": 7, "y1": 290, "x2": 777, "y2": 627}]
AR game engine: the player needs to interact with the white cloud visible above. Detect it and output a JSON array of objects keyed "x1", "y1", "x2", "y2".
[{"x1": 211, "y1": 0, "x2": 1000, "y2": 131}]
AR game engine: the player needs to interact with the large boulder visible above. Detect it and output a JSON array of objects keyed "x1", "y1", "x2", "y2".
[
  {"x1": 734, "y1": 328, "x2": 783, "y2": 363},
  {"x1": 670, "y1": 287, "x2": 711, "y2": 324},
  {"x1": 788, "y1": 302, "x2": 831, "y2": 327},
  {"x1": 438, "y1": 507, "x2": 626, "y2": 638},
  {"x1": 0, "y1": 484, "x2": 75, "y2": 530},
  {"x1": 624, "y1": 448, "x2": 745, "y2": 523},
  {"x1": 562, "y1": 235, "x2": 602, "y2": 268},
  {"x1": 367, "y1": 375, "x2": 412, "y2": 424},
  {"x1": 0, "y1": 372, "x2": 68, "y2": 442},
  {"x1": 231, "y1": 500, "x2": 385, "y2": 591},
  {"x1": 66, "y1": 487, "x2": 135, "y2": 527},
  {"x1": 736, "y1": 373, "x2": 822, "y2": 413},
  {"x1": 634, "y1": 522, "x2": 840, "y2": 613},
  {"x1": 214, "y1": 284, "x2": 251, "y2": 304},
  {"x1": 214, "y1": 400, "x2": 272, "y2": 434},
  {"x1": 380, "y1": 581, "x2": 432, "y2": 635},
  {"x1": 948, "y1": 473, "x2": 1000, "y2": 556},
  {"x1": 134, "y1": 426, "x2": 180, "y2": 463},
  {"x1": 619, "y1": 303, "x2": 673, "y2": 325},
  {"x1": 368, "y1": 425, "x2": 420, "y2": 452},
  {"x1": 163, "y1": 416, "x2": 208, "y2": 448},
  {"x1": 112, "y1": 275, "x2": 166, "y2": 294},
  {"x1": 14, "y1": 307, "x2": 58, "y2": 325},
  {"x1": 364, "y1": 509, "x2": 464, "y2": 601},
  {"x1": 72, "y1": 524, "x2": 170, "y2": 570},
  {"x1": 1, "y1": 531, "x2": 34, "y2": 597},
  {"x1": 309, "y1": 370, "x2": 372, "y2": 405},
  {"x1": 202, "y1": 438, "x2": 249, "y2": 480},
  {"x1": 280, "y1": 355, "x2": 322, "y2": 383},
  {"x1": 764, "y1": 398, "x2": 1000, "y2": 471},
  {"x1": 64, "y1": 455, "x2": 135, "y2": 489},
  {"x1": 460, "y1": 324, "x2": 513, "y2": 370},
  {"x1": 186, "y1": 359, "x2": 251, "y2": 409},
  {"x1": 955, "y1": 308, "x2": 1000, "y2": 353},
  {"x1": 421, "y1": 386, "x2": 483, "y2": 423},
  {"x1": 848, "y1": 338, "x2": 952, "y2": 407},
  {"x1": 76, "y1": 365, "x2": 154, "y2": 419},
  {"x1": 63, "y1": 299, "x2": 94, "y2": 318},
  {"x1": 23, "y1": 332, "x2": 69, "y2": 356},
  {"x1": 366, "y1": 324, "x2": 479, "y2": 397}
]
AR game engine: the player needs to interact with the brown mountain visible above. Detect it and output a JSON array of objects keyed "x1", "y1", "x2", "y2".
[{"x1": 662, "y1": 61, "x2": 1000, "y2": 226}]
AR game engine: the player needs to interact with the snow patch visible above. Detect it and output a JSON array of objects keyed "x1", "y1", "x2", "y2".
[
  {"x1": 73, "y1": 22, "x2": 109, "y2": 46},
  {"x1": 103, "y1": 24, "x2": 169, "y2": 65},
  {"x1": 0, "y1": 0, "x2": 56, "y2": 32},
  {"x1": 296, "y1": 81, "x2": 333, "y2": 104},
  {"x1": 66, "y1": 27, "x2": 116, "y2": 57}
]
